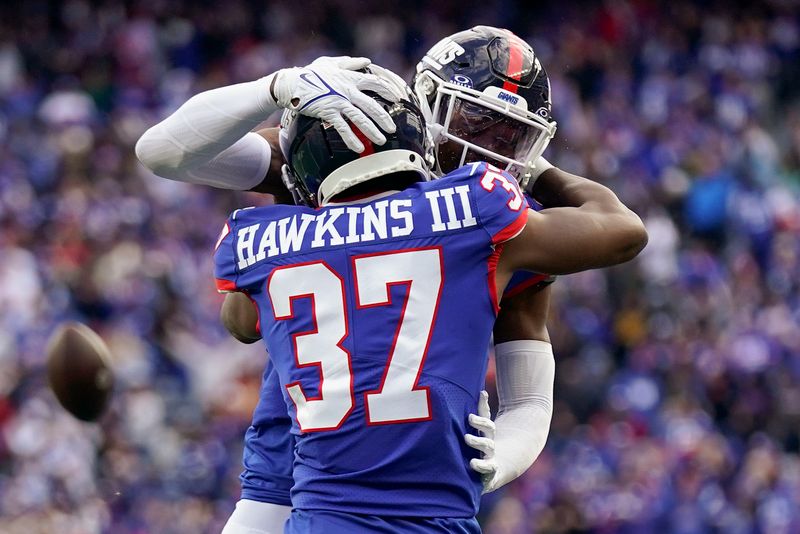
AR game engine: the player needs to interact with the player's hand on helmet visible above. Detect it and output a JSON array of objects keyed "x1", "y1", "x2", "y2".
[
  {"x1": 465, "y1": 390, "x2": 502, "y2": 494},
  {"x1": 271, "y1": 56, "x2": 399, "y2": 153}
]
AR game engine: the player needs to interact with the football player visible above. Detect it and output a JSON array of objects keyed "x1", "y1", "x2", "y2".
[
  {"x1": 211, "y1": 72, "x2": 646, "y2": 532},
  {"x1": 135, "y1": 27, "x2": 637, "y2": 533}
]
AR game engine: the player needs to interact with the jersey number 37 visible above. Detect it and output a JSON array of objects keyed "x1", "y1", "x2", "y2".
[{"x1": 268, "y1": 248, "x2": 443, "y2": 432}]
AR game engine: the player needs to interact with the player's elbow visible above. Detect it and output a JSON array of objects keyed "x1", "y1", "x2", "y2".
[
  {"x1": 135, "y1": 126, "x2": 184, "y2": 179},
  {"x1": 614, "y1": 211, "x2": 648, "y2": 264}
]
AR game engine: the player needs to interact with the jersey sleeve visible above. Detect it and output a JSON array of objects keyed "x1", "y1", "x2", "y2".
[
  {"x1": 213, "y1": 217, "x2": 239, "y2": 293},
  {"x1": 524, "y1": 192, "x2": 544, "y2": 211},
  {"x1": 498, "y1": 191, "x2": 557, "y2": 298},
  {"x1": 470, "y1": 163, "x2": 529, "y2": 244}
]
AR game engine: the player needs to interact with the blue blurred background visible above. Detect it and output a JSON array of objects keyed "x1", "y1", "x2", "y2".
[{"x1": 1, "y1": 0, "x2": 799, "y2": 532}]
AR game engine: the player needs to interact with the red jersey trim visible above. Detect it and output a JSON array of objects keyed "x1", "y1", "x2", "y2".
[
  {"x1": 216, "y1": 278, "x2": 237, "y2": 293},
  {"x1": 487, "y1": 243, "x2": 504, "y2": 315},
  {"x1": 486, "y1": 243, "x2": 503, "y2": 315},
  {"x1": 491, "y1": 209, "x2": 528, "y2": 244},
  {"x1": 502, "y1": 273, "x2": 550, "y2": 299},
  {"x1": 244, "y1": 292, "x2": 262, "y2": 337}
]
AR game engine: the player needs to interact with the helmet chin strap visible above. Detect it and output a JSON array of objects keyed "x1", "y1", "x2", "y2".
[{"x1": 281, "y1": 164, "x2": 316, "y2": 207}]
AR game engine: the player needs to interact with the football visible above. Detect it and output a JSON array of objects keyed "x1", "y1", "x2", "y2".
[{"x1": 46, "y1": 322, "x2": 114, "y2": 422}]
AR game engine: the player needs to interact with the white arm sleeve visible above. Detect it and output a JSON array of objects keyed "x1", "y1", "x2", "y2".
[
  {"x1": 221, "y1": 500, "x2": 291, "y2": 534},
  {"x1": 491, "y1": 339, "x2": 555, "y2": 489},
  {"x1": 135, "y1": 75, "x2": 278, "y2": 190}
]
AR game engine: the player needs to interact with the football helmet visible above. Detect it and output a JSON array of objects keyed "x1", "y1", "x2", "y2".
[
  {"x1": 280, "y1": 66, "x2": 432, "y2": 207},
  {"x1": 413, "y1": 26, "x2": 557, "y2": 189}
]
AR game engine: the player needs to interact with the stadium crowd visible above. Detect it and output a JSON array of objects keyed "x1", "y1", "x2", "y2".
[{"x1": 1, "y1": 0, "x2": 799, "y2": 532}]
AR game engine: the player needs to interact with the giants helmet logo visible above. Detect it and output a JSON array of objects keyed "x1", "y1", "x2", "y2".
[{"x1": 497, "y1": 91, "x2": 520, "y2": 105}]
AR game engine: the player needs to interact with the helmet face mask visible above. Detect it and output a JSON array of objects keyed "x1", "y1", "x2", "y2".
[
  {"x1": 413, "y1": 26, "x2": 558, "y2": 187},
  {"x1": 423, "y1": 72, "x2": 556, "y2": 179}
]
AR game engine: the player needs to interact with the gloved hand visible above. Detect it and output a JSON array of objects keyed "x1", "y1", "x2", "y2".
[
  {"x1": 464, "y1": 390, "x2": 503, "y2": 494},
  {"x1": 271, "y1": 56, "x2": 399, "y2": 153}
]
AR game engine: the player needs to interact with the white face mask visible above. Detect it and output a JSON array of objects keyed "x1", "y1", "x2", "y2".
[{"x1": 415, "y1": 71, "x2": 557, "y2": 187}]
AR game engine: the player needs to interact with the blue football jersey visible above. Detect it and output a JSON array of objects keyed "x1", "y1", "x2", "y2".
[
  {"x1": 214, "y1": 162, "x2": 528, "y2": 517},
  {"x1": 238, "y1": 359, "x2": 295, "y2": 506}
]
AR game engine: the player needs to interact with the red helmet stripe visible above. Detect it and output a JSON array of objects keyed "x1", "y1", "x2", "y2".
[
  {"x1": 502, "y1": 31, "x2": 525, "y2": 94},
  {"x1": 351, "y1": 123, "x2": 375, "y2": 157}
]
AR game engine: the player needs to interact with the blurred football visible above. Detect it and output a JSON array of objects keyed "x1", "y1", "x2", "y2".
[{"x1": 46, "y1": 322, "x2": 114, "y2": 422}]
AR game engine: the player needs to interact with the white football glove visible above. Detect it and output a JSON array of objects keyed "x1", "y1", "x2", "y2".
[
  {"x1": 465, "y1": 390, "x2": 502, "y2": 494},
  {"x1": 271, "y1": 56, "x2": 399, "y2": 153}
]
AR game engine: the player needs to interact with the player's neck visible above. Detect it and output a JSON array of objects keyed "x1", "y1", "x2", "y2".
[{"x1": 325, "y1": 189, "x2": 400, "y2": 206}]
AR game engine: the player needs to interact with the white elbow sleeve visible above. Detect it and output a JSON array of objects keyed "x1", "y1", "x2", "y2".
[{"x1": 135, "y1": 75, "x2": 278, "y2": 190}]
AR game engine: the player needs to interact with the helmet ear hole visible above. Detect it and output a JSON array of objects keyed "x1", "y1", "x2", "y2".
[{"x1": 421, "y1": 77, "x2": 435, "y2": 96}]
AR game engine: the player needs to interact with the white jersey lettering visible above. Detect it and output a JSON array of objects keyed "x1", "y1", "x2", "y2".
[
  {"x1": 311, "y1": 208, "x2": 345, "y2": 248},
  {"x1": 279, "y1": 214, "x2": 314, "y2": 254},
  {"x1": 237, "y1": 224, "x2": 260, "y2": 269}
]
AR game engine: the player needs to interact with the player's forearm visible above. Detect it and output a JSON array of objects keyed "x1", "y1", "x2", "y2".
[
  {"x1": 135, "y1": 76, "x2": 279, "y2": 190},
  {"x1": 491, "y1": 404, "x2": 551, "y2": 487},
  {"x1": 489, "y1": 340, "x2": 554, "y2": 491},
  {"x1": 529, "y1": 164, "x2": 648, "y2": 267},
  {"x1": 530, "y1": 165, "x2": 621, "y2": 210}
]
